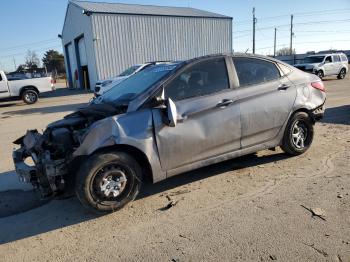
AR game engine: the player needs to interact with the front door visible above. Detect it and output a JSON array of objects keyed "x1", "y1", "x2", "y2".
[
  {"x1": 152, "y1": 57, "x2": 241, "y2": 171},
  {"x1": 323, "y1": 56, "x2": 334, "y2": 75},
  {"x1": 232, "y1": 57, "x2": 296, "y2": 148},
  {"x1": 0, "y1": 73, "x2": 9, "y2": 98}
]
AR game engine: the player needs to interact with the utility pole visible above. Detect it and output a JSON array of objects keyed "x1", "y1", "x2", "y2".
[
  {"x1": 290, "y1": 14, "x2": 294, "y2": 55},
  {"x1": 274, "y1": 28, "x2": 277, "y2": 57},
  {"x1": 252, "y1": 7, "x2": 257, "y2": 54},
  {"x1": 13, "y1": 57, "x2": 17, "y2": 71}
]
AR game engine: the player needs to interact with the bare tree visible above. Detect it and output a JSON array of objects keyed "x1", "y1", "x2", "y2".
[
  {"x1": 276, "y1": 47, "x2": 296, "y2": 56},
  {"x1": 25, "y1": 50, "x2": 40, "y2": 71}
]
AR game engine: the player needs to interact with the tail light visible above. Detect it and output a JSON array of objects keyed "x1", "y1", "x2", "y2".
[
  {"x1": 51, "y1": 78, "x2": 56, "y2": 84},
  {"x1": 311, "y1": 81, "x2": 325, "y2": 92}
]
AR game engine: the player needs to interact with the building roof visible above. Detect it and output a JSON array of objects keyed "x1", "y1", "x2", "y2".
[{"x1": 70, "y1": 0, "x2": 232, "y2": 19}]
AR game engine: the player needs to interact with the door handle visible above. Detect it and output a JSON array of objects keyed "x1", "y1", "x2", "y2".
[
  {"x1": 216, "y1": 99, "x2": 234, "y2": 108},
  {"x1": 278, "y1": 84, "x2": 290, "y2": 91}
]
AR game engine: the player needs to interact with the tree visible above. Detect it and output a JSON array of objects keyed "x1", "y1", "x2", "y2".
[
  {"x1": 16, "y1": 64, "x2": 27, "y2": 72},
  {"x1": 42, "y1": 49, "x2": 65, "y2": 74},
  {"x1": 25, "y1": 50, "x2": 40, "y2": 71},
  {"x1": 276, "y1": 47, "x2": 296, "y2": 56}
]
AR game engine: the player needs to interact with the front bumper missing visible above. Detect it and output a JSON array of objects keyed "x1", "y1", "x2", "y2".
[
  {"x1": 13, "y1": 148, "x2": 37, "y2": 184},
  {"x1": 311, "y1": 102, "x2": 325, "y2": 121},
  {"x1": 12, "y1": 142, "x2": 68, "y2": 195}
]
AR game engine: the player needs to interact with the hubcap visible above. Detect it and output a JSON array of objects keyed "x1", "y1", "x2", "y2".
[
  {"x1": 292, "y1": 121, "x2": 307, "y2": 149},
  {"x1": 93, "y1": 165, "x2": 128, "y2": 199},
  {"x1": 25, "y1": 92, "x2": 36, "y2": 102},
  {"x1": 340, "y1": 70, "x2": 345, "y2": 78}
]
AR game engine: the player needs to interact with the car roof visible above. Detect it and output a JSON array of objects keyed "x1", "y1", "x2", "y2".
[{"x1": 307, "y1": 53, "x2": 345, "y2": 57}]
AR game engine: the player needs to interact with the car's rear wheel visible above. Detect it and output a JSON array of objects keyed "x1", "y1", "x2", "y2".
[
  {"x1": 281, "y1": 112, "x2": 314, "y2": 156},
  {"x1": 75, "y1": 151, "x2": 142, "y2": 213},
  {"x1": 22, "y1": 89, "x2": 38, "y2": 104},
  {"x1": 317, "y1": 70, "x2": 324, "y2": 79},
  {"x1": 337, "y1": 68, "x2": 346, "y2": 79}
]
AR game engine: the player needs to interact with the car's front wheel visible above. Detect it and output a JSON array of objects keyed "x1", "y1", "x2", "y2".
[
  {"x1": 75, "y1": 151, "x2": 142, "y2": 213},
  {"x1": 281, "y1": 112, "x2": 314, "y2": 156},
  {"x1": 317, "y1": 70, "x2": 324, "y2": 79},
  {"x1": 337, "y1": 68, "x2": 346, "y2": 79}
]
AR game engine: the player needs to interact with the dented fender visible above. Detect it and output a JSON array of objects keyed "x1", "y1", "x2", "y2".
[{"x1": 73, "y1": 109, "x2": 166, "y2": 182}]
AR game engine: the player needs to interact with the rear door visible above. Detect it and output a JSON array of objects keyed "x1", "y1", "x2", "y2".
[
  {"x1": 323, "y1": 56, "x2": 334, "y2": 75},
  {"x1": 332, "y1": 54, "x2": 342, "y2": 74},
  {"x1": 152, "y1": 57, "x2": 241, "y2": 171},
  {"x1": 0, "y1": 72, "x2": 10, "y2": 98},
  {"x1": 232, "y1": 57, "x2": 296, "y2": 148}
]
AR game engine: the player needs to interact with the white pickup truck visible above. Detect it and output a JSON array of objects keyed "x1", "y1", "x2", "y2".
[{"x1": 0, "y1": 70, "x2": 54, "y2": 104}]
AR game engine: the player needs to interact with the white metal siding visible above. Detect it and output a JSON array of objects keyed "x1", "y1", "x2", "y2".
[
  {"x1": 62, "y1": 4, "x2": 97, "y2": 88},
  {"x1": 78, "y1": 38, "x2": 88, "y2": 66},
  {"x1": 91, "y1": 14, "x2": 232, "y2": 80}
]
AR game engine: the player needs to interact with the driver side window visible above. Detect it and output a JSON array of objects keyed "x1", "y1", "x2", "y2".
[
  {"x1": 325, "y1": 56, "x2": 332, "y2": 63},
  {"x1": 165, "y1": 58, "x2": 229, "y2": 101}
]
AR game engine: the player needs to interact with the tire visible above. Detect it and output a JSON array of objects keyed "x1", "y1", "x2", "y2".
[
  {"x1": 317, "y1": 70, "x2": 324, "y2": 79},
  {"x1": 75, "y1": 151, "x2": 142, "y2": 213},
  {"x1": 280, "y1": 112, "x2": 314, "y2": 156},
  {"x1": 337, "y1": 68, "x2": 346, "y2": 79},
  {"x1": 22, "y1": 89, "x2": 38, "y2": 104}
]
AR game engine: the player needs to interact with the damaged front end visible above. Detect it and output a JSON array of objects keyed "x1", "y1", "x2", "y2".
[{"x1": 12, "y1": 103, "x2": 127, "y2": 196}]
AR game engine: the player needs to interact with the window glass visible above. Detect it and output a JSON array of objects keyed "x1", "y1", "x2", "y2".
[
  {"x1": 278, "y1": 63, "x2": 293, "y2": 75},
  {"x1": 165, "y1": 58, "x2": 229, "y2": 101},
  {"x1": 98, "y1": 63, "x2": 180, "y2": 105},
  {"x1": 341, "y1": 54, "x2": 348, "y2": 62},
  {"x1": 304, "y1": 56, "x2": 325, "y2": 63},
  {"x1": 118, "y1": 65, "x2": 140, "y2": 77},
  {"x1": 233, "y1": 57, "x2": 280, "y2": 87},
  {"x1": 325, "y1": 56, "x2": 332, "y2": 63},
  {"x1": 333, "y1": 55, "x2": 340, "y2": 62},
  {"x1": 0, "y1": 74, "x2": 2, "y2": 81}
]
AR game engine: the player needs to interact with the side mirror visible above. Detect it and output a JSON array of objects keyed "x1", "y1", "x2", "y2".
[
  {"x1": 166, "y1": 98, "x2": 177, "y2": 127},
  {"x1": 151, "y1": 86, "x2": 166, "y2": 108}
]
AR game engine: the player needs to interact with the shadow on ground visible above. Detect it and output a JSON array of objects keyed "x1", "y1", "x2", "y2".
[
  {"x1": 3, "y1": 102, "x2": 87, "y2": 116},
  {"x1": 0, "y1": 151, "x2": 289, "y2": 245},
  {"x1": 321, "y1": 105, "x2": 350, "y2": 125}
]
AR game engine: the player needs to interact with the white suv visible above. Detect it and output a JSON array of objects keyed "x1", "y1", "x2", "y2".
[{"x1": 294, "y1": 53, "x2": 348, "y2": 79}]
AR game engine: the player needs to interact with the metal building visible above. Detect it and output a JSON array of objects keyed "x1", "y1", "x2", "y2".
[{"x1": 61, "y1": 1, "x2": 232, "y2": 90}]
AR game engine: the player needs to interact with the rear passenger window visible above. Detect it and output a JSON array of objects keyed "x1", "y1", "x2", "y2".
[
  {"x1": 0, "y1": 74, "x2": 2, "y2": 81},
  {"x1": 233, "y1": 57, "x2": 280, "y2": 87},
  {"x1": 278, "y1": 63, "x2": 293, "y2": 75},
  {"x1": 341, "y1": 55, "x2": 348, "y2": 62},
  {"x1": 165, "y1": 58, "x2": 229, "y2": 101},
  {"x1": 333, "y1": 55, "x2": 340, "y2": 62}
]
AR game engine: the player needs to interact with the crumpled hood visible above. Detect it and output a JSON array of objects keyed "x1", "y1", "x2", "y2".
[{"x1": 48, "y1": 103, "x2": 126, "y2": 129}]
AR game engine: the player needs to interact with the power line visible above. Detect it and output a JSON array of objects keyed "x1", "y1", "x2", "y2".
[
  {"x1": 234, "y1": 18, "x2": 350, "y2": 34},
  {"x1": 234, "y1": 8, "x2": 350, "y2": 24},
  {"x1": 0, "y1": 38, "x2": 60, "y2": 52},
  {"x1": 0, "y1": 45, "x2": 62, "y2": 59}
]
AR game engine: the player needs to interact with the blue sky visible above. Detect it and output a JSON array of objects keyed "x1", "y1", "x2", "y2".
[{"x1": 0, "y1": 0, "x2": 349, "y2": 71}]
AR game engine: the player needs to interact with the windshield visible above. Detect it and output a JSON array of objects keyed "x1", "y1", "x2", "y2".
[
  {"x1": 98, "y1": 63, "x2": 180, "y2": 105},
  {"x1": 304, "y1": 56, "x2": 325, "y2": 64},
  {"x1": 118, "y1": 65, "x2": 141, "y2": 77}
]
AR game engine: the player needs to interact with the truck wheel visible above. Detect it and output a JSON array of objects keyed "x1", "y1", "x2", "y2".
[
  {"x1": 22, "y1": 89, "x2": 38, "y2": 104},
  {"x1": 337, "y1": 68, "x2": 346, "y2": 79},
  {"x1": 75, "y1": 151, "x2": 142, "y2": 214},
  {"x1": 280, "y1": 112, "x2": 314, "y2": 156},
  {"x1": 317, "y1": 70, "x2": 324, "y2": 79}
]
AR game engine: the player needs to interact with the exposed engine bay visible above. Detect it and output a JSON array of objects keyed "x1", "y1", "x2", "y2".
[{"x1": 12, "y1": 103, "x2": 127, "y2": 196}]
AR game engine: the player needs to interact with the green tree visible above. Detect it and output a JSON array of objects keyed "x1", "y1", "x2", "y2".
[{"x1": 42, "y1": 49, "x2": 65, "y2": 74}]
